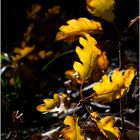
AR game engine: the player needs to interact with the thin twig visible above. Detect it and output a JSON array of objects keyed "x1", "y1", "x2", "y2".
[{"x1": 112, "y1": 22, "x2": 126, "y2": 139}]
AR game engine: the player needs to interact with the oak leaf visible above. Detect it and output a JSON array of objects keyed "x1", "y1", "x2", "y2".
[
  {"x1": 73, "y1": 33, "x2": 101, "y2": 83},
  {"x1": 65, "y1": 34, "x2": 109, "y2": 85},
  {"x1": 92, "y1": 67, "x2": 136, "y2": 103},
  {"x1": 91, "y1": 112, "x2": 120, "y2": 140},
  {"x1": 56, "y1": 18, "x2": 103, "y2": 42},
  {"x1": 86, "y1": 0, "x2": 115, "y2": 22},
  {"x1": 62, "y1": 116, "x2": 84, "y2": 140},
  {"x1": 36, "y1": 93, "x2": 70, "y2": 114},
  {"x1": 65, "y1": 70, "x2": 82, "y2": 85}
]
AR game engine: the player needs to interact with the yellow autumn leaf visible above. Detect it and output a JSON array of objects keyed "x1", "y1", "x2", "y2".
[
  {"x1": 43, "y1": 94, "x2": 60, "y2": 109},
  {"x1": 92, "y1": 67, "x2": 136, "y2": 103},
  {"x1": 11, "y1": 45, "x2": 35, "y2": 62},
  {"x1": 62, "y1": 116, "x2": 84, "y2": 140},
  {"x1": 73, "y1": 33, "x2": 101, "y2": 83},
  {"x1": 91, "y1": 112, "x2": 120, "y2": 140},
  {"x1": 65, "y1": 70, "x2": 82, "y2": 85},
  {"x1": 98, "y1": 51, "x2": 109, "y2": 70},
  {"x1": 86, "y1": 0, "x2": 115, "y2": 22},
  {"x1": 36, "y1": 93, "x2": 70, "y2": 114},
  {"x1": 56, "y1": 18, "x2": 103, "y2": 42}
]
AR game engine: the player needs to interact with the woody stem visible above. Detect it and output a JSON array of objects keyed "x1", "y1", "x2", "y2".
[{"x1": 112, "y1": 22, "x2": 126, "y2": 139}]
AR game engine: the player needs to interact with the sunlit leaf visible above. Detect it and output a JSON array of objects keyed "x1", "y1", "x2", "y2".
[
  {"x1": 65, "y1": 70, "x2": 82, "y2": 85},
  {"x1": 56, "y1": 18, "x2": 103, "y2": 42},
  {"x1": 36, "y1": 93, "x2": 70, "y2": 114},
  {"x1": 92, "y1": 67, "x2": 136, "y2": 103},
  {"x1": 72, "y1": 34, "x2": 102, "y2": 84},
  {"x1": 65, "y1": 34, "x2": 109, "y2": 85},
  {"x1": 86, "y1": 0, "x2": 115, "y2": 22},
  {"x1": 91, "y1": 112, "x2": 121, "y2": 140},
  {"x1": 62, "y1": 115, "x2": 84, "y2": 140}
]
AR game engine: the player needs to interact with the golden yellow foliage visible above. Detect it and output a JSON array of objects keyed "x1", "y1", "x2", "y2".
[
  {"x1": 73, "y1": 33, "x2": 101, "y2": 83},
  {"x1": 56, "y1": 18, "x2": 102, "y2": 42},
  {"x1": 98, "y1": 51, "x2": 109, "y2": 70},
  {"x1": 65, "y1": 34, "x2": 109, "y2": 85},
  {"x1": 62, "y1": 116, "x2": 84, "y2": 140},
  {"x1": 65, "y1": 70, "x2": 82, "y2": 85},
  {"x1": 86, "y1": 0, "x2": 115, "y2": 22},
  {"x1": 92, "y1": 67, "x2": 136, "y2": 103},
  {"x1": 91, "y1": 112, "x2": 120, "y2": 140},
  {"x1": 36, "y1": 93, "x2": 70, "y2": 113},
  {"x1": 11, "y1": 45, "x2": 35, "y2": 62}
]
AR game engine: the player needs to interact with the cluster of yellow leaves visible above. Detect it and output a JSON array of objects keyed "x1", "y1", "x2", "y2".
[
  {"x1": 36, "y1": 93, "x2": 70, "y2": 114},
  {"x1": 11, "y1": 24, "x2": 35, "y2": 62},
  {"x1": 92, "y1": 67, "x2": 137, "y2": 103},
  {"x1": 56, "y1": 18, "x2": 103, "y2": 42},
  {"x1": 91, "y1": 112, "x2": 120, "y2": 140},
  {"x1": 61, "y1": 114, "x2": 121, "y2": 140},
  {"x1": 86, "y1": 0, "x2": 115, "y2": 22},
  {"x1": 62, "y1": 116, "x2": 84, "y2": 140},
  {"x1": 35, "y1": 1, "x2": 138, "y2": 139},
  {"x1": 65, "y1": 33, "x2": 109, "y2": 85}
]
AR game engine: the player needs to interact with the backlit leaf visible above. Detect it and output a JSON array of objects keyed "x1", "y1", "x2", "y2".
[
  {"x1": 92, "y1": 67, "x2": 136, "y2": 103},
  {"x1": 73, "y1": 33, "x2": 101, "y2": 83},
  {"x1": 65, "y1": 34, "x2": 109, "y2": 85},
  {"x1": 86, "y1": 0, "x2": 115, "y2": 22},
  {"x1": 56, "y1": 18, "x2": 103, "y2": 42},
  {"x1": 36, "y1": 93, "x2": 70, "y2": 114},
  {"x1": 62, "y1": 116, "x2": 84, "y2": 140},
  {"x1": 91, "y1": 112, "x2": 120, "y2": 140}
]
